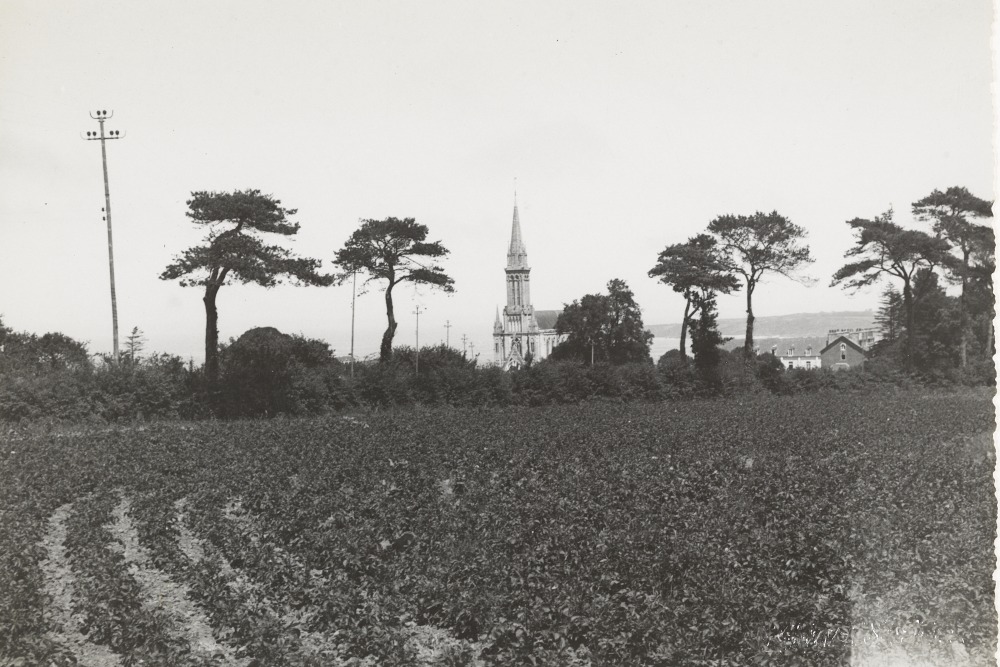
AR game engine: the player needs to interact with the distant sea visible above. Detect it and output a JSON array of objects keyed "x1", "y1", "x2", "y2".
[{"x1": 649, "y1": 337, "x2": 683, "y2": 361}]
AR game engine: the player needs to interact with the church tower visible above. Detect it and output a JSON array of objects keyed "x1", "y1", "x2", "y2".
[
  {"x1": 504, "y1": 199, "x2": 534, "y2": 334},
  {"x1": 493, "y1": 196, "x2": 565, "y2": 369}
]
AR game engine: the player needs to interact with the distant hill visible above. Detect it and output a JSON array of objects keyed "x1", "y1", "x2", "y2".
[{"x1": 648, "y1": 310, "x2": 876, "y2": 339}]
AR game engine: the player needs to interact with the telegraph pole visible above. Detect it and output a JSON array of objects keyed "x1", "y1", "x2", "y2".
[
  {"x1": 444, "y1": 320, "x2": 452, "y2": 348},
  {"x1": 413, "y1": 305, "x2": 423, "y2": 373},
  {"x1": 83, "y1": 110, "x2": 125, "y2": 362},
  {"x1": 461, "y1": 334, "x2": 468, "y2": 358}
]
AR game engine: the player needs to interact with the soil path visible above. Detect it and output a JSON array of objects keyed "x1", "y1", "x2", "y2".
[
  {"x1": 108, "y1": 494, "x2": 245, "y2": 666},
  {"x1": 38, "y1": 503, "x2": 122, "y2": 667}
]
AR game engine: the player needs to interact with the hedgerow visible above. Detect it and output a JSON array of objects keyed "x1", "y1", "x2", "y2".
[{"x1": 0, "y1": 389, "x2": 994, "y2": 665}]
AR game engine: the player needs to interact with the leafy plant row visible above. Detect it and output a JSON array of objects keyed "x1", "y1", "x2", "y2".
[{"x1": 0, "y1": 389, "x2": 994, "y2": 665}]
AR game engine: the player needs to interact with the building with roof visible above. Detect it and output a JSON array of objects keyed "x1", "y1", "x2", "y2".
[
  {"x1": 493, "y1": 199, "x2": 565, "y2": 369},
  {"x1": 826, "y1": 327, "x2": 880, "y2": 351},
  {"x1": 821, "y1": 335, "x2": 867, "y2": 370},
  {"x1": 774, "y1": 343, "x2": 822, "y2": 370}
]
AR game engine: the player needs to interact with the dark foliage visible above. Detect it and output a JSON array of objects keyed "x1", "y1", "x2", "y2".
[
  {"x1": 688, "y1": 293, "x2": 728, "y2": 392},
  {"x1": 552, "y1": 279, "x2": 653, "y2": 365},
  {"x1": 649, "y1": 234, "x2": 740, "y2": 362},
  {"x1": 217, "y1": 327, "x2": 352, "y2": 418}
]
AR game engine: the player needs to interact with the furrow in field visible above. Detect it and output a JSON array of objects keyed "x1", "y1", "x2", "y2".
[
  {"x1": 224, "y1": 497, "x2": 485, "y2": 665},
  {"x1": 38, "y1": 502, "x2": 122, "y2": 667},
  {"x1": 108, "y1": 494, "x2": 245, "y2": 667},
  {"x1": 175, "y1": 497, "x2": 355, "y2": 665}
]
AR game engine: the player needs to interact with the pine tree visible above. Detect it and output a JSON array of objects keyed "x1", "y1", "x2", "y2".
[
  {"x1": 689, "y1": 293, "x2": 727, "y2": 391},
  {"x1": 875, "y1": 286, "x2": 903, "y2": 343}
]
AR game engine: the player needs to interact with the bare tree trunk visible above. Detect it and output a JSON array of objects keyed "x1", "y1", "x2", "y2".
[
  {"x1": 902, "y1": 278, "x2": 914, "y2": 369},
  {"x1": 743, "y1": 284, "x2": 756, "y2": 359},
  {"x1": 203, "y1": 285, "x2": 221, "y2": 384},
  {"x1": 679, "y1": 297, "x2": 691, "y2": 362},
  {"x1": 958, "y1": 247, "x2": 970, "y2": 367},
  {"x1": 380, "y1": 284, "x2": 397, "y2": 363}
]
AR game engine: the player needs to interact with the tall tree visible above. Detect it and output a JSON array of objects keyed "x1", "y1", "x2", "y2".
[
  {"x1": 688, "y1": 292, "x2": 727, "y2": 392},
  {"x1": 332, "y1": 217, "x2": 454, "y2": 362},
  {"x1": 874, "y1": 285, "x2": 903, "y2": 344},
  {"x1": 707, "y1": 211, "x2": 813, "y2": 358},
  {"x1": 909, "y1": 269, "x2": 961, "y2": 371},
  {"x1": 966, "y1": 225, "x2": 996, "y2": 356},
  {"x1": 830, "y1": 208, "x2": 951, "y2": 368},
  {"x1": 160, "y1": 189, "x2": 329, "y2": 384},
  {"x1": 912, "y1": 186, "x2": 994, "y2": 366},
  {"x1": 605, "y1": 279, "x2": 655, "y2": 364},
  {"x1": 551, "y1": 292, "x2": 611, "y2": 364},
  {"x1": 648, "y1": 234, "x2": 740, "y2": 362},
  {"x1": 553, "y1": 279, "x2": 653, "y2": 364}
]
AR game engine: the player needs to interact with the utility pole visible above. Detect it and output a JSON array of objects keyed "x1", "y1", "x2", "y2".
[
  {"x1": 444, "y1": 320, "x2": 452, "y2": 348},
  {"x1": 468, "y1": 341, "x2": 476, "y2": 360},
  {"x1": 413, "y1": 305, "x2": 423, "y2": 373},
  {"x1": 83, "y1": 109, "x2": 125, "y2": 363},
  {"x1": 461, "y1": 334, "x2": 468, "y2": 358},
  {"x1": 350, "y1": 270, "x2": 357, "y2": 379}
]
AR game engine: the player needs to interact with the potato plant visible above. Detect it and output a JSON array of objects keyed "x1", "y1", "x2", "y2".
[{"x1": 0, "y1": 389, "x2": 994, "y2": 666}]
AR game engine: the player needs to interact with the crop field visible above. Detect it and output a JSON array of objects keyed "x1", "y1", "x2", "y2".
[{"x1": 0, "y1": 389, "x2": 995, "y2": 666}]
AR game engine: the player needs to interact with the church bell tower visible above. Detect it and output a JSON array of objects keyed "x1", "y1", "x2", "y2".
[{"x1": 504, "y1": 198, "x2": 534, "y2": 334}]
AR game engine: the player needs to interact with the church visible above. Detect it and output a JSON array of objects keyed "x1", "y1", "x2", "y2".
[{"x1": 493, "y1": 199, "x2": 565, "y2": 369}]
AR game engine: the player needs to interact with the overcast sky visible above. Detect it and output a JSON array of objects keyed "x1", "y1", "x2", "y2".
[{"x1": 1, "y1": 0, "x2": 994, "y2": 362}]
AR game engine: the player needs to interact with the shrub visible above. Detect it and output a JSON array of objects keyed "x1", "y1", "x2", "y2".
[
  {"x1": 217, "y1": 327, "x2": 351, "y2": 417},
  {"x1": 353, "y1": 362, "x2": 414, "y2": 408},
  {"x1": 511, "y1": 360, "x2": 593, "y2": 406}
]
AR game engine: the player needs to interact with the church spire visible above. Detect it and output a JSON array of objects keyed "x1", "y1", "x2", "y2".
[{"x1": 507, "y1": 197, "x2": 528, "y2": 270}]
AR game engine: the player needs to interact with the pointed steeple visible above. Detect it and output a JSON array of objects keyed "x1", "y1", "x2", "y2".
[{"x1": 507, "y1": 199, "x2": 528, "y2": 270}]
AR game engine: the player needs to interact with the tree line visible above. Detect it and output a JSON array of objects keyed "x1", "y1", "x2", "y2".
[
  {"x1": 159, "y1": 190, "x2": 456, "y2": 385},
  {"x1": 153, "y1": 185, "x2": 996, "y2": 384},
  {"x1": 641, "y1": 186, "x2": 994, "y2": 384},
  {"x1": 0, "y1": 184, "x2": 992, "y2": 422}
]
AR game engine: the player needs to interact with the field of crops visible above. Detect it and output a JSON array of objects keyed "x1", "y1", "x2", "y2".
[{"x1": 1, "y1": 389, "x2": 995, "y2": 666}]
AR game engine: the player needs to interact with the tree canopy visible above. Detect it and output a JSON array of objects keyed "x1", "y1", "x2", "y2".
[
  {"x1": 160, "y1": 189, "x2": 329, "y2": 384},
  {"x1": 707, "y1": 211, "x2": 812, "y2": 357},
  {"x1": 830, "y1": 208, "x2": 951, "y2": 367},
  {"x1": 649, "y1": 234, "x2": 740, "y2": 362},
  {"x1": 552, "y1": 279, "x2": 653, "y2": 365},
  {"x1": 912, "y1": 186, "x2": 994, "y2": 366},
  {"x1": 332, "y1": 217, "x2": 454, "y2": 362}
]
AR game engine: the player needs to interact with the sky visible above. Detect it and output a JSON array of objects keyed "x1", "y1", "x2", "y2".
[{"x1": 0, "y1": 0, "x2": 994, "y2": 363}]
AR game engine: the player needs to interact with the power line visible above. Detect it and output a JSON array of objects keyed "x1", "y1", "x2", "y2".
[{"x1": 82, "y1": 109, "x2": 125, "y2": 363}]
